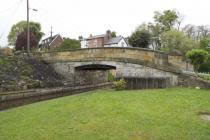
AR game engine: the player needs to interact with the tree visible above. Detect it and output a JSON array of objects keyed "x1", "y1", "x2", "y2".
[
  {"x1": 197, "y1": 25, "x2": 210, "y2": 39},
  {"x1": 57, "y1": 38, "x2": 80, "y2": 51},
  {"x1": 182, "y1": 24, "x2": 210, "y2": 42},
  {"x1": 78, "y1": 36, "x2": 83, "y2": 41},
  {"x1": 8, "y1": 21, "x2": 44, "y2": 46},
  {"x1": 160, "y1": 30, "x2": 196, "y2": 54},
  {"x1": 182, "y1": 24, "x2": 196, "y2": 39},
  {"x1": 154, "y1": 10, "x2": 179, "y2": 31},
  {"x1": 147, "y1": 23, "x2": 162, "y2": 50},
  {"x1": 186, "y1": 49, "x2": 209, "y2": 72},
  {"x1": 111, "y1": 31, "x2": 117, "y2": 37},
  {"x1": 129, "y1": 30, "x2": 151, "y2": 48},
  {"x1": 199, "y1": 37, "x2": 210, "y2": 49},
  {"x1": 175, "y1": 12, "x2": 184, "y2": 31},
  {"x1": 199, "y1": 57, "x2": 210, "y2": 72},
  {"x1": 15, "y1": 31, "x2": 38, "y2": 51}
]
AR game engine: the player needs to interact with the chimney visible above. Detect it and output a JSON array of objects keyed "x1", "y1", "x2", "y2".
[
  {"x1": 89, "y1": 34, "x2": 93, "y2": 38},
  {"x1": 106, "y1": 30, "x2": 112, "y2": 40}
]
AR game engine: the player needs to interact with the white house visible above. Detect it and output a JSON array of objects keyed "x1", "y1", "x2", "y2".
[
  {"x1": 80, "y1": 38, "x2": 88, "y2": 48},
  {"x1": 104, "y1": 36, "x2": 129, "y2": 47}
]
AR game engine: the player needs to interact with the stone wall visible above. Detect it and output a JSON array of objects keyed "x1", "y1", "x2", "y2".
[
  {"x1": 178, "y1": 74, "x2": 210, "y2": 89},
  {"x1": 0, "y1": 83, "x2": 112, "y2": 110},
  {"x1": 31, "y1": 48, "x2": 201, "y2": 88},
  {"x1": 34, "y1": 47, "x2": 193, "y2": 73},
  {"x1": 51, "y1": 61, "x2": 178, "y2": 87},
  {"x1": 75, "y1": 70, "x2": 108, "y2": 85}
]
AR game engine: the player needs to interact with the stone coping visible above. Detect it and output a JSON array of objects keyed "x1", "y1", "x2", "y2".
[
  {"x1": 29, "y1": 47, "x2": 182, "y2": 56},
  {"x1": 0, "y1": 83, "x2": 112, "y2": 102}
]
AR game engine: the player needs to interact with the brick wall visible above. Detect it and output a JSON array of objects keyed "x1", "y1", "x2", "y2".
[
  {"x1": 87, "y1": 37, "x2": 104, "y2": 48},
  {"x1": 87, "y1": 31, "x2": 112, "y2": 48},
  {"x1": 50, "y1": 35, "x2": 63, "y2": 49}
]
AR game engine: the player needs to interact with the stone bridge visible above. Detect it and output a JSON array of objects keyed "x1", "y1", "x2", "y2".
[{"x1": 34, "y1": 47, "x2": 193, "y2": 87}]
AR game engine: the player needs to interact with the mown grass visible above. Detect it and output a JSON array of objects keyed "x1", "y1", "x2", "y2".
[{"x1": 0, "y1": 88, "x2": 210, "y2": 140}]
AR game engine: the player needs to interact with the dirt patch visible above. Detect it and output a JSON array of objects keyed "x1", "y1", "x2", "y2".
[
  {"x1": 129, "y1": 132, "x2": 147, "y2": 140},
  {"x1": 199, "y1": 112, "x2": 210, "y2": 121}
]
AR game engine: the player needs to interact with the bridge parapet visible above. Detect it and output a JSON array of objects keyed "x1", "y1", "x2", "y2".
[{"x1": 33, "y1": 47, "x2": 192, "y2": 73}]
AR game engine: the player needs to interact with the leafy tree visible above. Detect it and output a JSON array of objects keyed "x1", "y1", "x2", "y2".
[
  {"x1": 199, "y1": 58, "x2": 210, "y2": 72},
  {"x1": 154, "y1": 10, "x2": 179, "y2": 31},
  {"x1": 15, "y1": 31, "x2": 38, "y2": 51},
  {"x1": 8, "y1": 21, "x2": 44, "y2": 46},
  {"x1": 186, "y1": 49, "x2": 209, "y2": 72},
  {"x1": 148, "y1": 23, "x2": 162, "y2": 50},
  {"x1": 78, "y1": 36, "x2": 83, "y2": 41},
  {"x1": 199, "y1": 37, "x2": 210, "y2": 49},
  {"x1": 129, "y1": 29, "x2": 151, "y2": 48},
  {"x1": 160, "y1": 30, "x2": 196, "y2": 54},
  {"x1": 111, "y1": 31, "x2": 117, "y2": 37},
  {"x1": 57, "y1": 38, "x2": 80, "y2": 51}
]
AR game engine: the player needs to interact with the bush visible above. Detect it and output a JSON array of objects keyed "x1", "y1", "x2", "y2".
[
  {"x1": 108, "y1": 71, "x2": 115, "y2": 82},
  {"x1": 198, "y1": 73, "x2": 210, "y2": 81},
  {"x1": 186, "y1": 49, "x2": 209, "y2": 72},
  {"x1": 57, "y1": 38, "x2": 80, "y2": 51},
  {"x1": 0, "y1": 47, "x2": 13, "y2": 56},
  {"x1": 113, "y1": 79, "x2": 126, "y2": 90}
]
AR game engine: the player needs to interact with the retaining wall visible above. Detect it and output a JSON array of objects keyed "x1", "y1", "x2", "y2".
[{"x1": 0, "y1": 83, "x2": 112, "y2": 111}]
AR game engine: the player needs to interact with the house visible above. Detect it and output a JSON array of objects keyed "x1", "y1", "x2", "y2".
[
  {"x1": 81, "y1": 38, "x2": 88, "y2": 48},
  {"x1": 104, "y1": 36, "x2": 128, "y2": 47},
  {"x1": 40, "y1": 34, "x2": 63, "y2": 50},
  {"x1": 87, "y1": 30, "x2": 112, "y2": 48},
  {"x1": 81, "y1": 30, "x2": 129, "y2": 48}
]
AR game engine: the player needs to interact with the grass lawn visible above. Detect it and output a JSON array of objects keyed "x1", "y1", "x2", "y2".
[{"x1": 0, "y1": 88, "x2": 210, "y2": 140}]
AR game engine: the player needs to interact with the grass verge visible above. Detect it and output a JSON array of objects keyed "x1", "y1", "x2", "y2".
[{"x1": 0, "y1": 88, "x2": 210, "y2": 140}]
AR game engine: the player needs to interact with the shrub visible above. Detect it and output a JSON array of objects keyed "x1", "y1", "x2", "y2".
[
  {"x1": 56, "y1": 38, "x2": 80, "y2": 51},
  {"x1": 198, "y1": 73, "x2": 210, "y2": 81},
  {"x1": 108, "y1": 71, "x2": 115, "y2": 82},
  {"x1": 186, "y1": 49, "x2": 209, "y2": 72},
  {"x1": 0, "y1": 47, "x2": 13, "y2": 56},
  {"x1": 113, "y1": 79, "x2": 126, "y2": 90}
]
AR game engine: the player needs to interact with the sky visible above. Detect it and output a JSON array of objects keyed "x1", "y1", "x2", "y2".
[{"x1": 1, "y1": 0, "x2": 210, "y2": 47}]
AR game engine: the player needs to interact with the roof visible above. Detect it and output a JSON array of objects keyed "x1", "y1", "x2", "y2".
[
  {"x1": 87, "y1": 34, "x2": 106, "y2": 40},
  {"x1": 40, "y1": 34, "x2": 61, "y2": 48},
  {"x1": 104, "y1": 36, "x2": 123, "y2": 45}
]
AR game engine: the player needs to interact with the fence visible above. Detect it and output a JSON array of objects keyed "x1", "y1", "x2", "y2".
[{"x1": 117, "y1": 77, "x2": 171, "y2": 90}]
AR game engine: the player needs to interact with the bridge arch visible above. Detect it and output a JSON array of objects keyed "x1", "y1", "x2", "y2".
[
  {"x1": 35, "y1": 48, "x2": 193, "y2": 87},
  {"x1": 75, "y1": 64, "x2": 116, "y2": 70}
]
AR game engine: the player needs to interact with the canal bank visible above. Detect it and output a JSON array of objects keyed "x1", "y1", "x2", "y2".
[{"x1": 0, "y1": 83, "x2": 112, "y2": 111}]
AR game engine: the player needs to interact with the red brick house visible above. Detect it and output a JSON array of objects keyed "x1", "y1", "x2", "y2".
[
  {"x1": 86, "y1": 30, "x2": 112, "y2": 48},
  {"x1": 40, "y1": 34, "x2": 64, "y2": 50},
  {"x1": 81, "y1": 30, "x2": 129, "y2": 48}
]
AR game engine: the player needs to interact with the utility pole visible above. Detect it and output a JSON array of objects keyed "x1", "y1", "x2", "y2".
[{"x1": 27, "y1": 0, "x2": 30, "y2": 55}]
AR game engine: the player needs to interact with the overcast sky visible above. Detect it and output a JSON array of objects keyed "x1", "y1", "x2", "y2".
[{"x1": 0, "y1": 0, "x2": 210, "y2": 46}]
